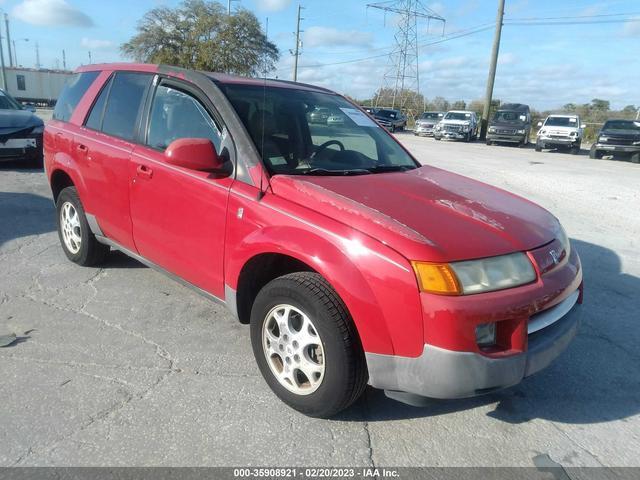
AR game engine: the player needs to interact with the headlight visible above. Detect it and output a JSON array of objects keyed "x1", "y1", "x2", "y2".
[
  {"x1": 31, "y1": 125, "x2": 44, "y2": 134},
  {"x1": 488, "y1": 127, "x2": 496, "y2": 133},
  {"x1": 599, "y1": 136, "x2": 608, "y2": 142},
  {"x1": 517, "y1": 129, "x2": 526, "y2": 134},
  {"x1": 570, "y1": 131, "x2": 578, "y2": 136},
  {"x1": 539, "y1": 129, "x2": 547, "y2": 136},
  {"x1": 556, "y1": 222, "x2": 571, "y2": 259},
  {"x1": 412, "y1": 252, "x2": 536, "y2": 295},
  {"x1": 435, "y1": 125, "x2": 441, "y2": 131},
  {"x1": 462, "y1": 126, "x2": 470, "y2": 132}
]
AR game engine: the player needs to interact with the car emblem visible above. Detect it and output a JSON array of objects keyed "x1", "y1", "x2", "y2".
[{"x1": 549, "y1": 249, "x2": 560, "y2": 264}]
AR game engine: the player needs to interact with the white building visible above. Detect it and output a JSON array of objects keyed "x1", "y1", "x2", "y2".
[{"x1": 3, "y1": 67, "x2": 74, "y2": 106}]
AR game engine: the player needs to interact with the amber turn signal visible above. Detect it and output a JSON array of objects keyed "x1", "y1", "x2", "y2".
[{"x1": 411, "y1": 262, "x2": 462, "y2": 295}]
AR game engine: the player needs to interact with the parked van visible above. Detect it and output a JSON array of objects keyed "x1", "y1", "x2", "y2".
[{"x1": 486, "y1": 103, "x2": 531, "y2": 146}]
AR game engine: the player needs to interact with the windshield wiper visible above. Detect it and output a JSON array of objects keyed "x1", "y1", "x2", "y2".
[
  {"x1": 366, "y1": 165, "x2": 417, "y2": 173},
  {"x1": 300, "y1": 167, "x2": 371, "y2": 176}
]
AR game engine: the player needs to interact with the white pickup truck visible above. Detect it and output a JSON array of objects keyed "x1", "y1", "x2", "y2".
[{"x1": 535, "y1": 114, "x2": 585, "y2": 154}]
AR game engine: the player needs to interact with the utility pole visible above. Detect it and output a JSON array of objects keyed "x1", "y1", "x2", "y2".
[
  {"x1": 35, "y1": 41, "x2": 40, "y2": 69},
  {"x1": 88, "y1": 50, "x2": 92, "y2": 64},
  {"x1": 0, "y1": 25, "x2": 6, "y2": 90},
  {"x1": 62, "y1": 49, "x2": 66, "y2": 70},
  {"x1": 292, "y1": 4, "x2": 304, "y2": 82},
  {"x1": 227, "y1": 0, "x2": 239, "y2": 15},
  {"x1": 480, "y1": 0, "x2": 505, "y2": 140},
  {"x1": 4, "y1": 14, "x2": 12, "y2": 67}
]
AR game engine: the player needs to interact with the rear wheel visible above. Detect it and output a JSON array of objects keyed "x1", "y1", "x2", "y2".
[
  {"x1": 570, "y1": 143, "x2": 581, "y2": 155},
  {"x1": 56, "y1": 187, "x2": 109, "y2": 266},
  {"x1": 250, "y1": 272, "x2": 367, "y2": 418}
]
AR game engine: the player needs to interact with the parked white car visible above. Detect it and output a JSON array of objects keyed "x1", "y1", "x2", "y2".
[
  {"x1": 434, "y1": 110, "x2": 479, "y2": 142},
  {"x1": 535, "y1": 115, "x2": 585, "y2": 154}
]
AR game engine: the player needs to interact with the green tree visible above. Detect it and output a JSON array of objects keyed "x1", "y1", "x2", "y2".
[
  {"x1": 590, "y1": 98, "x2": 610, "y2": 111},
  {"x1": 622, "y1": 105, "x2": 637, "y2": 114},
  {"x1": 121, "y1": 0, "x2": 279, "y2": 76},
  {"x1": 451, "y1": 100, "x2": 466, "y2": 110}
]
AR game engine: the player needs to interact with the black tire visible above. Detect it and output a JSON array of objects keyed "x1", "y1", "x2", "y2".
[
  {"x1": 535, "y1": 141, "x2": 543, "y2": 152},
  {"x1": 390, "y1": 125, "x2": 395, "y2": 133},
  {"x1": 589, "y1": 145, "x2": 602, "y2": 159},
  {"x1": 434, "y1": 136, "x2": 441, "y2": 141},
  {"x1": 56, "y1": 186, "x2": 109, "y2": 266},
  {"x1": 631, "y1": 153, "x2": 640, "y2": 164},
  {"x1": 570, "y1": 143, "x2": 581, "y2": 155},
  {"x1": 486, "y1": 140, "x2": 493, "y2": 146},
  {"x1": 250, "y1": 272, "x2": 367, "y2": 418}
]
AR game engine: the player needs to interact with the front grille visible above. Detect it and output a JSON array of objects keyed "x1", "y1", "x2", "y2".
[
  {"x1": 496, "y1": 128, "x2": 517, "y2": 135},
  {"x1": 443, "y1": 124, "x2": 462, "y2": 132},
  {"x1": 603, "y1": 136, "x2": 636, "y2": 146}
]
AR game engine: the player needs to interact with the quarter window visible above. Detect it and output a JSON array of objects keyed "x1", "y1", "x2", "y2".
[
  {"x1": 84, "y1": 77, "x2": 112, "y2": 131},
  {"x1": 53, "y1": 71, "x2": 99, "y2": 122},
  {"x1": 147, "y1": 84, "x2": 222, "y2": 151},
  {"x1": 101, "y1": 72, "x2": 152, "y2": 141}
]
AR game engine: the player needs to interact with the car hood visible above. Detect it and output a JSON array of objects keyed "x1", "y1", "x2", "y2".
[
  {"x1": 440, "y1": 119, "x2": 470, "y2": 126},
  {"x1": 0, "y1": 109, "x2": 43, "y2": 131},
  {"x1": 542, "y1": 125, "x2": 577, "y2": 133},
  {"x1": 271, "y1": 166, "x2": 559, "y2": 262},
  {"x1": 490, "y1": 120, "x2": 526, "y2": 128},
  {"x1": 601, "y1": 129, "x2": 640, "y2": 139}
]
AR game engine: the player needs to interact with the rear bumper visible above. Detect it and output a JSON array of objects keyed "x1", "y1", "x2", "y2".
[
  {"x1": 0, "y1": 134, "x2": 43, "y2": 162},
  {"x1": 366, "y1": 289, "x2": 581, "y2": 399}
]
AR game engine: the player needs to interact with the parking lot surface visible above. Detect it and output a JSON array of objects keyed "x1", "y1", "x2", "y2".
[{"x1": 1, "y1": 135, "x2": 639, "y2": 467}]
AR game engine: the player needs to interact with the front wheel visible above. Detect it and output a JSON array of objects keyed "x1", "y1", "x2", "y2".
[
  {"x1": 589, "y1": 145, "x2": 602, "y2": 159},
  {"x1": 250, "y1": 272, "x2": 367, "y2": 418},
  {"x1": 535, "y1": 141, "x2": 543, "y2": 152},
  {"x1": 56, "y1": 187, "x2": 109, "y2": 266},
  {"x1": 631, "y1": 153, "x2": 640, "y2": 164}
]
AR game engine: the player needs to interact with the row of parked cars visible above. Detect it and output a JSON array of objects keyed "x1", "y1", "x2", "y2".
[{"x1": 410, "y1": 103, "x2": 640, "y2": 162}]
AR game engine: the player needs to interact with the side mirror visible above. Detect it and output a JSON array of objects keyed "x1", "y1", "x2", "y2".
[
  {"x1": 537, "y1": 121, "x2": 543, "y2": 127},
  {"x1": 165, "y1": 138, "x2": 224, "y2": 171},
  {"x1": 580, "y1": 124, "x2": 586, "y2": 129},
  {"x1": 24, "y1": 104, "x2": 36, "y2": 113}
]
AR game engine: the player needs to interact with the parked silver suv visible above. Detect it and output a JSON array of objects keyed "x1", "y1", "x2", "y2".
[{"x1": 434, "y1": 110, "x2": 479, "y2": 142}]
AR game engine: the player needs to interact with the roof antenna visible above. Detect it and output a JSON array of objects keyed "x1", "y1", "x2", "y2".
[{"x1": 257, "y1": 16, "x2": 273, "y2": 201}]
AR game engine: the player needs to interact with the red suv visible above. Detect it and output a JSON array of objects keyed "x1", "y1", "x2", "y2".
[{"x1": 44, "y1": 64, "x2": 583, "y2": 418}]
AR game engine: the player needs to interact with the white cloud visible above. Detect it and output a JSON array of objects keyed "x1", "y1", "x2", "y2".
[
  {"x1": 623, "y1": 17, "x2": 640, "y2": 37},
  {"x1": 304, "y1": 26, "x2": 373, "y2": 49},
  {"x1": 498, "y1": 52, "x2": 518, "y2": 66},
  {"x1": 80, "y1": 37, "x2": 114, "y2": 49},
  {"x1": 13, "y1": 0, "x2": 93, "y2": 27},
  {"x1": 256, "y1": 0, "x2": 291, "y2": 12}
]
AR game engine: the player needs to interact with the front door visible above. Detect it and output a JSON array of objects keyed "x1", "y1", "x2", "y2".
[{"x1": 129, "y1": 79, "x2": 233, "y2": 298}]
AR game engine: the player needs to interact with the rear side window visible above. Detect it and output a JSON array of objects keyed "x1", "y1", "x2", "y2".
[
  {"x1": 53, "y1": 72, "x2": 99, "y2": 122},
  {"x1": 101, "y1": 72, "x2": 152, "y2": 141}
]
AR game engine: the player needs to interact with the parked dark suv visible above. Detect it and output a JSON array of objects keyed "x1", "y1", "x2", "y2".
[
  {"x1": 590, "y1": 119, "x2": 640, "y2": 163},
  {"x1": 373, "y1": 108, "x2": 407, "y2": 132}
]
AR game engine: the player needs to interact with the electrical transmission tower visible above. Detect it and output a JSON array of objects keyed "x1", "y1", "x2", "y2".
[{"x1": 367, "y1": 1, "x2": 444, "y2": 117}]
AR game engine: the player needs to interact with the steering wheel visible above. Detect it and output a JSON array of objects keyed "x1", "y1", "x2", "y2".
[{"x1": 312, "y1": 140, "x2": 345, "y2": 160}]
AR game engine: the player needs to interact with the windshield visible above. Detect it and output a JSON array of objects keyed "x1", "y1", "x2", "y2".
[
  {"x1": 444, "y1": 112, "x2": 471, "y2": 121},
  {"x1": 603, "y1": 120, "x2": 640, "y2": 131},
  {"x1": 220, "y1": 84, "x2": 418, "y2": 176},
  {"x1": 375, "y1": 109, "x2": 399, "y2": 119},
  {"x1": 492, "y1": 111, "x2": 526, "y2": 124},
  {"x1": 545, "y1": 116, "x2": 578, "y2": 127},
  {"x1": 419, "y1": 112, "x2": 440, "y2": 120},
  {"x1": 0, "y1": 90, "x2": 24, "y2": 110}
]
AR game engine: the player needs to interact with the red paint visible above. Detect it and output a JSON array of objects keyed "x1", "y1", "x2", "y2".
[
  {"x1": 165, "y1": 138, "x2": 224, "y2": 171},
  {"x1": 45, "y1": 63, "x2": 583, "y2": 361}
]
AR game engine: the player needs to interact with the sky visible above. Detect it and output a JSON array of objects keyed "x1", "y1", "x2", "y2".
[{"x1": 2, "y1": 0, "x2": 639, "y2": 110}]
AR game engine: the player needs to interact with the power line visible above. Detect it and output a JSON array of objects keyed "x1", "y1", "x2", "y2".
[
  {"x1": 285, "y1": 24, "x2": 493, "y2": 71},
  {"x1": 505, "y1": 18, "x2": 640, "y2": 26},
  {"x1": 506, "y1": 11, "x2": 640, "y2": 21}
]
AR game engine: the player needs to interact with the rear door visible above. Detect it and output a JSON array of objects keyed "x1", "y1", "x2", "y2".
[
  {"x1": 75, "y1": 71, "x2": 153, "y2": 251},
  {"x1": 129, "y1": 78, "x2": 233, "y2": 298}
]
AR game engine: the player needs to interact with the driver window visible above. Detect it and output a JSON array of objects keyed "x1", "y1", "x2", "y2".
[
  {"x1": 308, "y1": 110, "x2": 378, "y2": 161},
  {"x1": 147, "y1": 84, "x2": 222, "y2": 151}
]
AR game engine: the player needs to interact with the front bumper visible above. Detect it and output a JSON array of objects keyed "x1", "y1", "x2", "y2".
[
  {"x1": 434, "y1": 130, "x2": 468, "y2": 140},
  {"x1": 366, "y1": 289, "x2": 580, "y2": 399},
  {"x1": 414, "y1": 125, "x2": 435, "y2": 136},
  {"x1": 593, "y1": 142, "x2": 640, "y2": 154},
  {"x1": 0, "y1": 134, "x2": 43, "y2": 162},
  {"x1": 487, "y1": 132, "x2": 526, "y2": 143},
  {"x1": 538, "y1": 135, "x2": 579, "y2": 147}
]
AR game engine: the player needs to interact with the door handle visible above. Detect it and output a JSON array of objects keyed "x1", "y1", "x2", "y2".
[
  {"x1": 76, "y1": 143, "x2": 88, "y2": 153},
  {"x1": 136, "y1": 164, "x2": 153, "y2": 179}
]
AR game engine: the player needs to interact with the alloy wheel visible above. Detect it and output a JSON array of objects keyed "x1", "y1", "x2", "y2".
[
  {"x1": 261, "y1": 304, "x2": 325, "y2": 395},
  {"x1": 60, "y1": 201, "x2": 82, "y2": 254}
]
